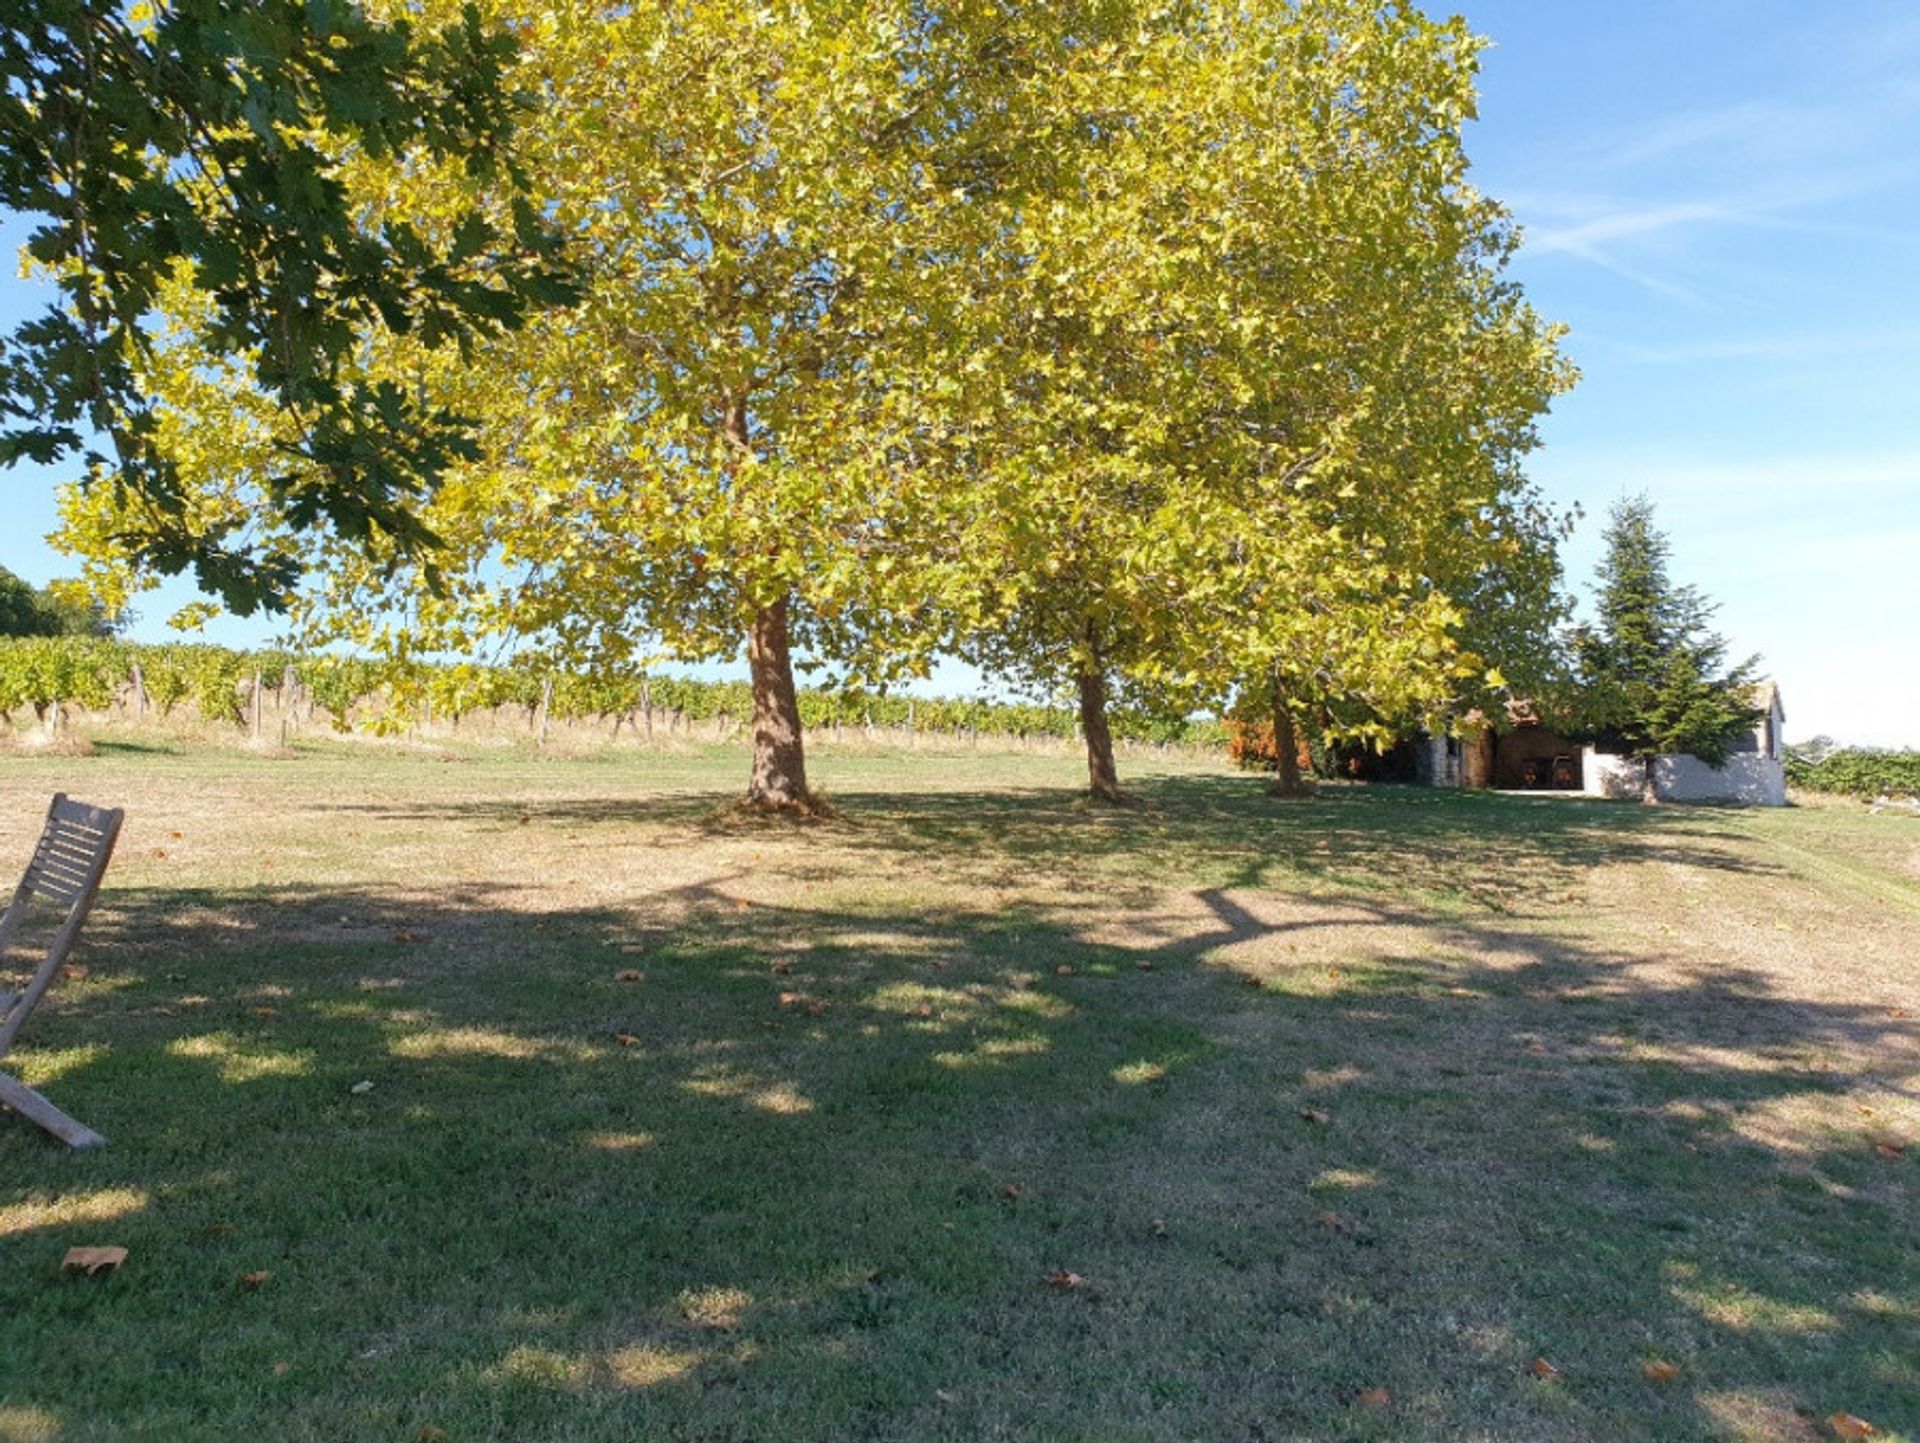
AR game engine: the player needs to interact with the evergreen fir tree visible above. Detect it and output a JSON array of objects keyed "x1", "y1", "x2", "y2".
[{"x1": 1576, "y1": 496, "x2": 1760, "y2": 772}]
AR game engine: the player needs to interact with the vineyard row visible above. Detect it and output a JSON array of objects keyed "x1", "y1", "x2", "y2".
[{"x1": 0, "y1": 637, "x2": 1229, "y2": 746}]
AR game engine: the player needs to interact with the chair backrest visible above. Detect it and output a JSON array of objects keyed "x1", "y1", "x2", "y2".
[{"x1": 0, "y1": 794, "x2": 124, "y2": 1059}]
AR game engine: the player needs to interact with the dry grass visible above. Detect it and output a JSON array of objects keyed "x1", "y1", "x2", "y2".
[{"x1": 0, "y1": 737, "x2": 1915, "y2": 1441}]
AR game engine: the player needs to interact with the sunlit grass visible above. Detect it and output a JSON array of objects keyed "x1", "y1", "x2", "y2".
[{"x1": 0, "y1": 740, "x2": 1914, "y2": 1441}]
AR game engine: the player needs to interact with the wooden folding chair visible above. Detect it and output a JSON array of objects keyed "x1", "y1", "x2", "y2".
[{"x1": 0, "y1": 794, "x2": 125, "y2": 1149}]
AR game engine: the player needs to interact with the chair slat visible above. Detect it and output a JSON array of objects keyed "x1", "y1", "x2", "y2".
[{"x1": 1, "y1": 794, "x2": 125, "y2": 1149}]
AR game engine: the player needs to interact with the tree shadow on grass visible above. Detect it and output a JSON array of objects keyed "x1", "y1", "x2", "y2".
[
  {"x1": 2, "y1": 861, "x2": 1914, "y2": 1443},
  {"x1": 311, "y1": 772, "x2": 1782, "y2": 920}
]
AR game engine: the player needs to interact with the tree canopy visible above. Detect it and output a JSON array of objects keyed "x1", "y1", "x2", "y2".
[
  {"x1": 52, "y1": 0, "x2": 1574, "y2": 810},
  {"x1": 1, "y1": 0, "x2": 572, "y2": 612},
  {"x1": 0, "y1": 566, "x2": 120, "y2": 637},
  {"x1": 952, "y1": 0, "x2": 1572, "y2": 797}
]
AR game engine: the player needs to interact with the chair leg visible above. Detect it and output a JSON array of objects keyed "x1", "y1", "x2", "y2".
[{"x1": 0, "y1": 1069, "x2": 107, "y2": 1149}]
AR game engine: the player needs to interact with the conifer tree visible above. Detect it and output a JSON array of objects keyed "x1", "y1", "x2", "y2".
[{"x1": 1576, "y1": 496, "x2": 1759, "y2": 777}]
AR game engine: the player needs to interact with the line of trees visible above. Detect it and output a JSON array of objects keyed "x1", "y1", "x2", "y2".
[
  {"x1": 0, "y1": 566, "x2": 119, "y2": 640},
  {"x1": 29, "y1": 0, "x2": 1576, "y2": 810}
]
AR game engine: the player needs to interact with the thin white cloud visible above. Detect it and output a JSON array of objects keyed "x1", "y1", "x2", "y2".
[
  {"x1": 1524, "y1": 200, "x2": 1734, "y2": 255},
  {"x1": 1604, "y1": 328, "x2": 1920, "y2": 366}
]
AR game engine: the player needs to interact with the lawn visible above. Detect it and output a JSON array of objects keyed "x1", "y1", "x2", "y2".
[{"x1": 2, "y1": 739, "x2": 1916, "y2": 1442}]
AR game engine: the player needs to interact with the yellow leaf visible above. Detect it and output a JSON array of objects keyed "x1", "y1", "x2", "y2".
[{"x1": 62, "y1": 1246, "x2": 128, "y2": 1276}]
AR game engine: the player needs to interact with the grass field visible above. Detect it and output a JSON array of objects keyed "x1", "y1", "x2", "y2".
[{"x1": 2, "y1": 738, "x2": 1916, "y2": 1442}]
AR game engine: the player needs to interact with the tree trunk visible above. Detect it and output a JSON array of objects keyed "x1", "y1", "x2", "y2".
[
  {"x1": 1076, "y1": 665, "x2": 1124, "y2": 802},
  {"x1": 1269, "y1": 669, "x2": 1309, "y2": 797},
  {"x1": 746, "y1": 595, "x2": 814, "y2": 812}
]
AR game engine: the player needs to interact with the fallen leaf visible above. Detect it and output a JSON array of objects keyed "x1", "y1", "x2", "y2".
[
  {"x1": 615, "y1": 969, "x2": 646, "y2": 983},
  {"x1": 1529, "y1": 1357, "x2": 1562, "y2": 1380},
  {"x1": 1002, "y1": 1182, "x2": 1024, "y2": 1200},
  {"x1": 205, "y1": 1223, "x2": 235, "y2": 1239},
  {"x1": 778, "y1": 991, "x2": 803, "y2": 1008},
  {"x1": 1314, "y1": 1210, "x2": 1354, "y2": 1236},
  {"x1": 518, "y1": 812, "x2": 530, "y2": 825},
  {"x1": 1642, "y1": 1359, "x2": 1681, "y2": 1383},
  {"x1": 1829, "y1": 1414, "x2": 1876, "y2": 1440},
  {"x1": 1042, "y1": 1268, "x2": 1084, "y2": 1290},
  {"x1": 392, "y1": 930, "x2": 423, "y2": 944},
  {"x1": 1055, "y1": 964, "x2": 1076, "y2": 976},
  {"x1": 1355, "y1": 1387, "x2": 1391, "y2": 1409},
  {"x1": 615, "y1": 1033, "x2": 639, "y2": 1047},
  {"x1": 770, "y1": 959, "x2": 793, "y2": 975},
  {"x1": 272, "y1": 1361, "x2": 290, "y2": 1377},
  {"x1": 61, "y1": 963, "x2": 89, "y2": 980},
  {"x1": 249, "y1": 1006, "x2": 278, "y2": 1017},
  {"x1": 1242, "y1": 974, "x2": 1264, "y2": 988},
  {"x1": 1135, "y1": 960, "x2": 1154, "y2": 971},
  {"x1": 169, "y1": 830, "x2": 182, "y2": 840},
  {"x1": 152, "y1": 848, "x2": 167, "y2": 859},
  {"x1": 1298, "y1": 1108, "x2": 1331, "y2": 1126},
  {"x1": 804, "y1": 1002, "x2": 827, "y2": 1017},
  {"x1": 62, "y1": 1246, "x2": 127, "y2": 1276},
  {"x1": 349, "y1": 1080, "x2": 374, "y2": 1095},
  {"x1": 733, "y1": 899, "x2": 751, "y2": 912},
  {"x1": 1873, "y1": 1140, "x2": 1906, "y2": 1160},
  {"x1": 1527, "y1": 1042, "x2": 1548, "y2": 1056},
  {"x1": 236, "y1": 1270, "x2": 271, "y2": 1290},
  {"x1": 914, "y1": 1004, "x2": 933, "y2": 1018}
]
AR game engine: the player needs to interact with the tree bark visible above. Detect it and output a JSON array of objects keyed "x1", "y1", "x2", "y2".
[
  {"x1": 1269, "y1": 669, "x2": 1309, "y2": 797},
  {"x1": 1076, "y1": 664, "x2": 1124, "y2": 802},
  {"x1": 746, "y1": 595, "x2": 814, "y2": 812}
]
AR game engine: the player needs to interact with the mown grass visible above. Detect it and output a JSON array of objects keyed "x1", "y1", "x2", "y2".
[{"x1": 1, "y1": 739, "x2": 1916, "y2": 1442}]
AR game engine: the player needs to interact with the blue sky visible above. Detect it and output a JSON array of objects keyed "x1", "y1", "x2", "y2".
[{"x1": 3, "y1": 3, "x2": 1916, "y2": 744}]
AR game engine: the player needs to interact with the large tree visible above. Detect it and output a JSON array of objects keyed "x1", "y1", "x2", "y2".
[
  {"x1": 1, "y1": 0, "x2": 571, "y2": 611},
  {"x1": 58, "y1": 0, "x2": 1102, "y2": 810},
  {"x1": 1574, "y1": 495, "x2": 1759, "y2": 783},
  {"x1": 957, "y1": 0, "x2": 1571, "y2": 799}
]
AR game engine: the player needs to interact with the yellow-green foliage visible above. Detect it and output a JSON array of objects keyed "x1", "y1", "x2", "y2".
[
  {"x1": 52, "y1": 0, "x2": 1569, "y2": 757},
  {"x1": 0, "y1": 636, "x2": 1231, "y2": 740}
]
